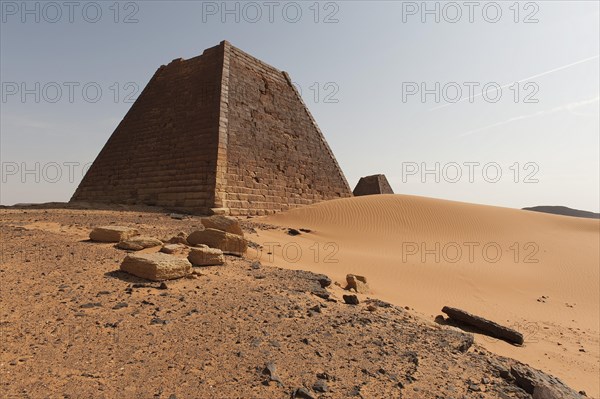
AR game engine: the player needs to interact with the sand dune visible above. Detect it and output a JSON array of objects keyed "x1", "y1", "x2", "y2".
[{"x1": 248, "y1": 194, "x2": 600, "y2": 396}]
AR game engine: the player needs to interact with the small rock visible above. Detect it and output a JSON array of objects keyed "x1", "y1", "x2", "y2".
[
  {"x1": 313, "y1": 380, "x2": 328, "y2": 393},
  {"x1": 343, "y1": 295, "x2": 359, "y2": 305},
  {"x1": 80, "y1": 302, "x2": 102, "y2": 309},
  {"x1": 345, "y1": 274, "x2": 369, "y2": 293},
  {"x1": 159, "y1": 282, "x2": 168, "y2": 290},
  {"x1": 112, "y1": 302, "x2": 128, "y2": 310},
  {"x1": 262, "y1": 362, "x2": 282, "y2": 385},
  {"x1": 468, "y1": 383, "x2": 481, "y2": 392},
  {"x1": 292, "y1": 387, "x2": 315, "y2": 399},
  {"x1": 317, "y1": 275, "x2": 332, "y2": 288},
  {"x1": 287, "y1": 228, "x2": 301, "y2": 236}
]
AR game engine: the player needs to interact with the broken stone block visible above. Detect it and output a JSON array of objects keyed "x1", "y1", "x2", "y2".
[
  {"x1": 117, "y1": 236, "x2": 163, "y2": 251},
  {"x1": 187, "y1": 247, "x2": 225, "y2": 266},
  {"x1": 89, "y1": 226, "x2": 139, "y2": 242},
  {"x1": 201, "y1": 215, "x2": 244, "y2": 236},
  {"x1": 346, "y1": 274, "x2": 369, "y2": 293},
  {"x1": 187, "y1": 228, "x2": 247, "y2": 256},
  {"x1": 120, "y1": 253, "x2": 192, "y2": 281}
]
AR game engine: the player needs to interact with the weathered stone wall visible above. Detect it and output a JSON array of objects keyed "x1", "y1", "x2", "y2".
[
  {"x1": 222, "y1": 46, "x2": 352, "y2": 215},
  {"x1": 71, "y1": 45, "x2": 224, "y2": 214}
]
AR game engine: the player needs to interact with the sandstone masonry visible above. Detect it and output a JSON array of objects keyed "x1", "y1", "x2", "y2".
[{"x1": 71, "y1": 41, "x2": 352, "y2": 215}]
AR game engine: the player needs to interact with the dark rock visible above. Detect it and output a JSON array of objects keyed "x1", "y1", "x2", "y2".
[
  {"x1": 287, "y1": 228, "x2": 301, "y2": 236},
  {"x1": 80, "y1": 302, "x2": 102, "y2": 309},
  {"x1": 468, "y1": 383, "x2": 481, "y2": 392},
  {"x1": 317, "y1": 275, "x2": 332, "y2": 288},
  {"x1": 262, "y1": 362, "x2": 282, "y2": 385},
  {"x1": 292, "y1": 387, "x2": 315, "y2": 399},
  {"x1": 343, "y1": 295, "x2": 359, "y2": 305},
  {"x1": 112, "y1": 302, "x2": 128, "y2": 310},
  {"x1": 251, "y1": 261, "x2": 261, "y2": 270},
  {"x1": 312, "y1": 380, "x2": 328, "y2": 393},
  {"x1": 312, "y1": 291, "x2": 330, "y2": 300},
  {"x1": 159, "y1": 282, "x2": 168, "y2": 290},
  {"x1": 442, "y1": 306, "x2": 524, "y2": 345}
]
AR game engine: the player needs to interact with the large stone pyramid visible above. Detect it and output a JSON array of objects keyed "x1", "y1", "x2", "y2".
[
  {"x1": 353, "y1": 174, "x2": 394, "y2": 196},
  {"x1": 71, "y1": 41, "x2": 352, "y2": 215}
]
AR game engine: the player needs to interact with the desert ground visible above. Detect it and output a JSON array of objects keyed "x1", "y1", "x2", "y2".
[
  {"x1": 0, "y1": 194, "x2": 598, "y2": 398},
  {"x1": 249, "y1": 194, "x2": 600, "y2": 397}
]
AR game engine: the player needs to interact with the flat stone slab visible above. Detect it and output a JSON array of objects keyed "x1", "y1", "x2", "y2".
[
  {"x1": 442, "y1": 306, "x2": 524, "y2": 345},
  {"x1": 117, "y1": 236, "x2": 162, "y2": 251},
  {"x1": 188, "y1": 247, "x2": 225, "y2": 266},
  {"x1": 120, "y1": 253, "x2": 192, "y2": 281},
  {"x1": 90, "y1": 226, "x2": 139, "y2": 243},
  {"x1": 187, "y1": 228, "x2": 247, "y2": 256}
]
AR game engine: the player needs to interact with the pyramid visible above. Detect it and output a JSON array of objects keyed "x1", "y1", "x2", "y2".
[
  {"x1": 71, "y1": 41, "x2": 352, "y2": 216},
  {"x1": 352, "y1": 174, "x2": 394, "y2": 196}
]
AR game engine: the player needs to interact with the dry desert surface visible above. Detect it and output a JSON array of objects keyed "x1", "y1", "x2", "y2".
[{"x1": 0, "y1": 194, "x2": 598, "y2": 398}]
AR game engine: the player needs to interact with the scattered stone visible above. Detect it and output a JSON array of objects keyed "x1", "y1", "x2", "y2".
[
  {"x1": 158, "y1": 282, "x2": 168, "y2": 290},
  {"x1": 312, "y1": 291, "x2": 330, "y2": 300},
  {"x1": 316, "y1": 372, "x2": 330, "y2": 380},
  {"x1": 164, "y1": 232, "x2": 189, "y2": 245},
  {"x1": 169, "y1": 213, "x2": 187, "y2": 220},
  {"x1": 112, "y1": 302, "x2": 128, "y2": 310},
  {"x1": 117, "y1": 236, "x2": 162, "y2": 251},
  {"x1": 89, "y1": 226, "x2": 139, "y2": 242},
  {"x1": 312, "y1": 380, "x2": 328, "y2": 393},
  {"x1": 80, "y1": 302, "x2": 102, "y2": 309},
  {"x1": 160, "y1": 244, "x2": 188, "y2": 255},
  {"x1": 262, "y1": 362, "x2": 282, "y2": 386},
  {"x1": 187, "y1": 228, "x2": 247, "y2": 256},
  {"x1": 201, "y1": 215, "x2": 244, "y2": 236},
  {"x1": 345, "y1": 274, "x2": 369, "y2": 293},
  {"x1": 343, "y1": 294, "x2": 359, "y2": 305},
  {"x1": 251, "y1": 261, "x2": 261, "y2": 270},
  {"x1": 292, "y1": 387, "x2": 315, "y2": 399},
  {"x1": 299, "y1": 228, "x2": 312, "y2": 233},
  {"x1": 287, "y1": 228, "x2": 301, "y2": 236},
  {"x1": 120, "y1": 253, "x2": 192, "y2": 281},
  {"x1": 317, "y1": 275, "x2": 332, "y2": 288},
  {"x1": 150, "y1": 317, "x2": 168, "y2": 325},
  {"x1": 468, "y1": 383, "x2": 481, "y2": 392},
  {"x1": 187, "y1": 247, "x2": 225, "y2": 266},
  {"x1": 442, "y1": 306, "x2": 524, "y2": 345}
]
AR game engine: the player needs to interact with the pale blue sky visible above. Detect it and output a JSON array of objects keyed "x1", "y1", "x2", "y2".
[{"x1": 1, "y1": 1, "x2": 599, "y2": 211}]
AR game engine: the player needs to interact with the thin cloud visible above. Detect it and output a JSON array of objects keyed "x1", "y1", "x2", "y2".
[
  {"x1": 458, "y1": 96, "x2": 599, "y2": 138},
  {"x1": 429, "y1": 55, "x2": 600, "y2": 111}
]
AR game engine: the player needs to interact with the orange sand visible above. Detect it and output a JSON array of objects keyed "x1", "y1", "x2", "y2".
[{"x1": 247, "y1": 194, "x2": 600, "y2": 396}]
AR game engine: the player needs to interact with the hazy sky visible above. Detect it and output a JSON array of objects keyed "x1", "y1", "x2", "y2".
[{"x1": 1, "y1": 1, "x2": 599, "y2": 211}]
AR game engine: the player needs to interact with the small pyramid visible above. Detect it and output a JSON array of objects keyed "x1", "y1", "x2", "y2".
[
  {"x1": 353, "y1": 174, "x2": 394, "y2": 196},
  {"x1": 71, "y1": 41, "x2": 351, "y2": 216}
]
